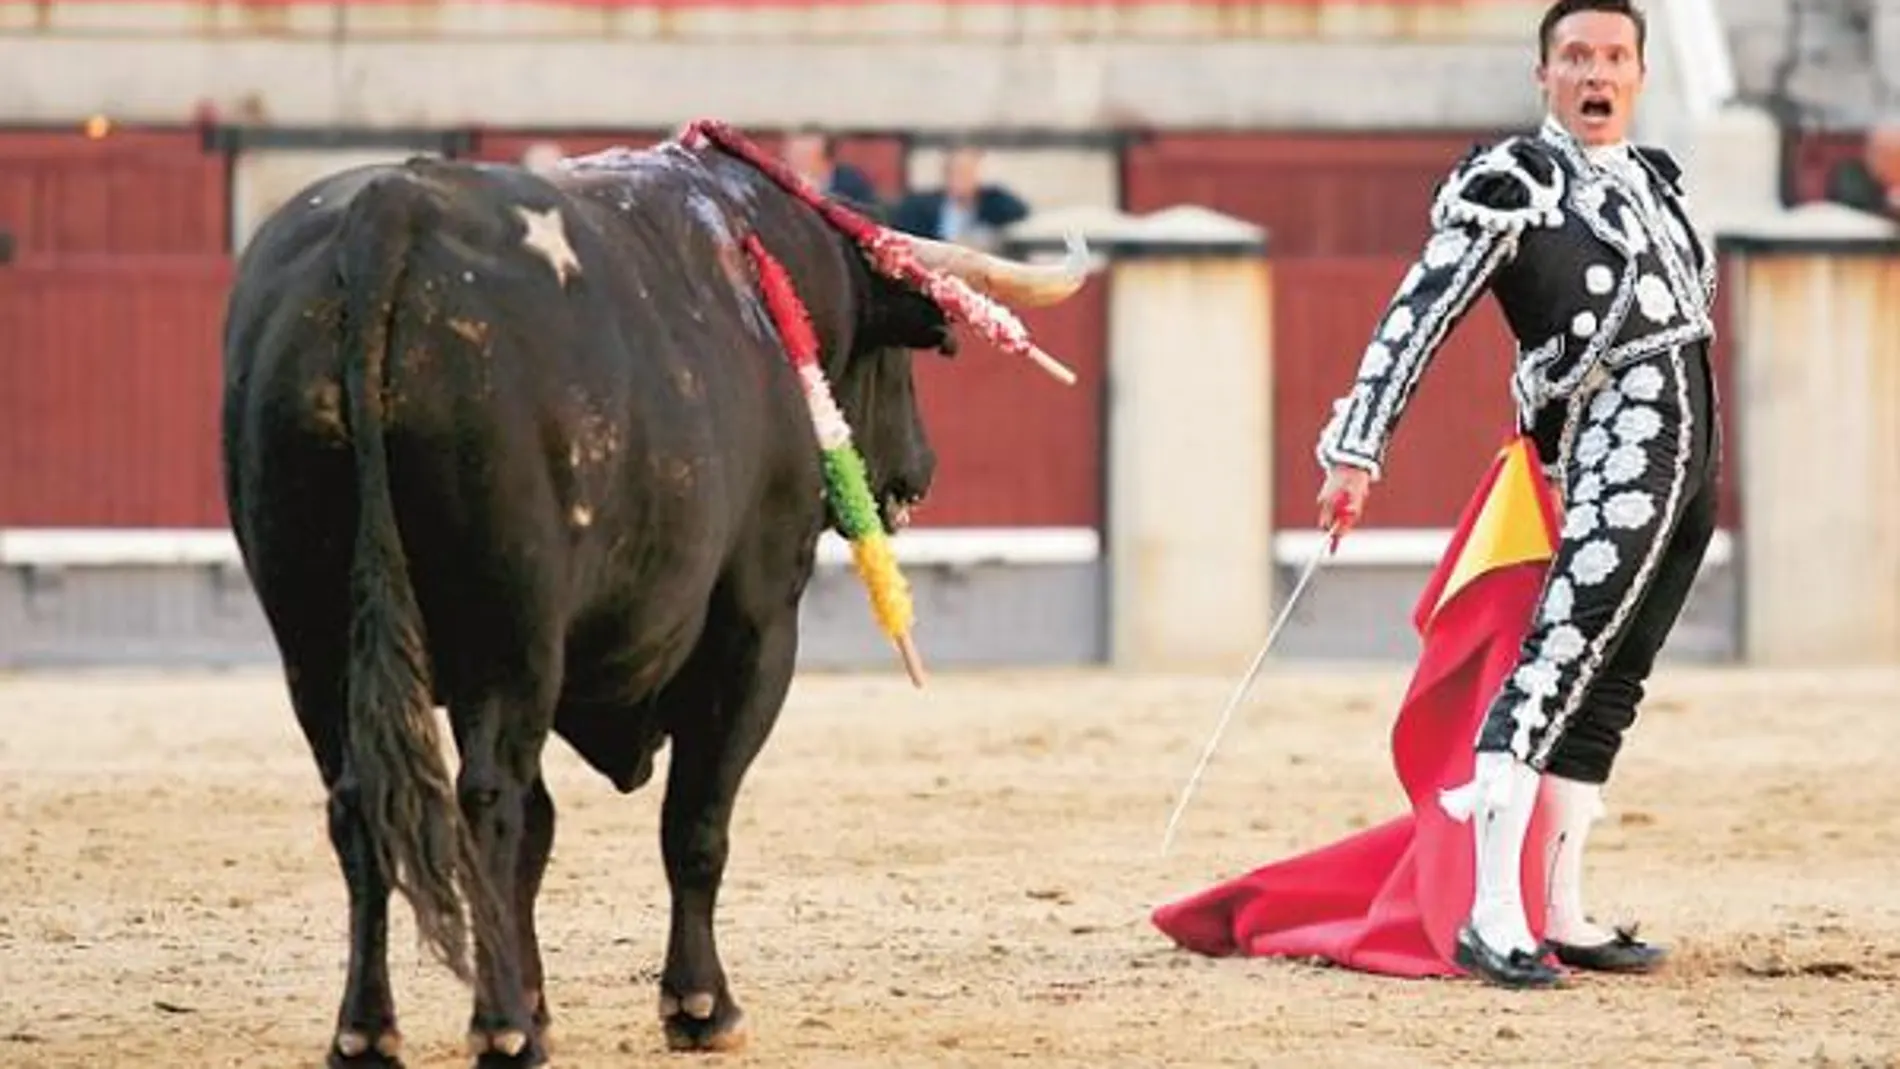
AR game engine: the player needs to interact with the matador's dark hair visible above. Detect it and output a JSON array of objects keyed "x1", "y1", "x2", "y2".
[{"x1": 1538, "y1": 0, "x2": 1647, "y2": 62}]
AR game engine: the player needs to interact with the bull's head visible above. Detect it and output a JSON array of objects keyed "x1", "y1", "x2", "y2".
[{"x1": 830, "y1": 233, "x2": 1090, "y2": 535}]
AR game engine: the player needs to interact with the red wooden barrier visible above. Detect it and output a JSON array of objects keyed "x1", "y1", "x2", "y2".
[
  {"x1": 910, "y1": 276, "x2": 1108, "y2": 529},
  {"x1": 0, "y1": 256, "x2": 234, "y2": 527},
  {"x1": 1273, "y1": 254, "x2": 1743, "y2": 531},
  {"x1": 0, "y1": 130, "x2": 226, "y2": 257},
  {"x1": 1273, "y1": 254, "x2": 1517, "y2": 528},
  {"x1": 1785, "y1": 128, "x2": 1868, "y2": 205},
  {"x1": 0, "y1": 251, "x2": 1742, "y2": 535},
  {"x1": 1123, "y1": 131, "x2": 1511, "y2": 257},
  {"x1": 0, "y1": 251, "x2": 1101, "y2": 531}
]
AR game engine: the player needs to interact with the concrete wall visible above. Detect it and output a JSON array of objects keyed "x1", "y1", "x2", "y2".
[
  {"x1": 0, "y1": 0, "x2": 1551, "y2": 130},
  {"x1": 0, "y1": 546, "x2": 1737, "y2": 670},
  {"x1": 0, "y1": 533, "x2": 1105, "y2": 671},
  {"x1": 1722, "y1": 236, "x2": 1900, "y2": 665}
]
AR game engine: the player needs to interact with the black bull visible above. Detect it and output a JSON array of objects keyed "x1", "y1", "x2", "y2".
[{"x1": 220, "y1": 142, "x2": 1086, "y2": 1066}]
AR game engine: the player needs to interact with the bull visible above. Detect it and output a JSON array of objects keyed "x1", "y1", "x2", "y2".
[{"x1": 219, "y1": 123, "x2": 1087, "y2": 1067}]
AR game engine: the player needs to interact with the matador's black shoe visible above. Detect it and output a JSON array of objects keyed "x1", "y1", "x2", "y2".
[
  {"x1": 1454, "y1": 924, "x2": 1565, "y2": 989},
  {"x1": 1550, "y1": 923, "x2": 1668, "y2": 974}
]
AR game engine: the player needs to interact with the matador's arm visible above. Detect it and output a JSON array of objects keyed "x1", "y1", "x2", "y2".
[{"x1": 1315, "y1": 138, "x2": 1566, "y2": 479}]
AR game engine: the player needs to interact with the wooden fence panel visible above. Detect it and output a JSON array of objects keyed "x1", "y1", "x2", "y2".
[{"x1": 0, "y1": 256, "x2": 233, "y2": 526}]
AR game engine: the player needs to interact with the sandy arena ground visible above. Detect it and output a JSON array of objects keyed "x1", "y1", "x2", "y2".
[{"x1": 3, "y1": 664, "x2": 1898, "y2": 1067}]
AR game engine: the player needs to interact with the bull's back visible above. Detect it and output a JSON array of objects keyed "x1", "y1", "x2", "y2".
[{"x1": 226, "y1": 155, "x2": 805, "y2": 703}]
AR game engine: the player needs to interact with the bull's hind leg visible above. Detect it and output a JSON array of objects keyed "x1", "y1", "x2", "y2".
[
  {"x1": 450, "y1": 686, "x2": 559, "y2": 1069},
  {"x1": 252, "y1": 569, "x2": 407, "y2": 1063},
  {"x1": 518, "y1": 775, "x2": 557, "y2": 1042},
  {"x1": 656, "y1": 610, "x2": 797, "y2": 1053},
  {"x1": 288, "y1": 649, "x2": 408, "y2": 1068},
  {"x1": 328, "y1": 759, "x2": 409, "y2": 1066}
]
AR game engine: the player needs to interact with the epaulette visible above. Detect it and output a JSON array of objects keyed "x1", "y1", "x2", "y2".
[{"x1": 1429, "y1": 135, "x2": 1566, "y2": 235}]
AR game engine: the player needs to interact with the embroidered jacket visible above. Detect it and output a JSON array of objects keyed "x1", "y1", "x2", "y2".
[{"x1": 1315, "y1": 118, "x2": 1716, "y2": 479}]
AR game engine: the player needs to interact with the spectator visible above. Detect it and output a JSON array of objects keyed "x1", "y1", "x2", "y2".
[
  {"x1": 782, "y1": 125, "x2": 883, "y2": 217},
  {"x1": 889, "y1": 140, "x2": 1029, "y2": 250},
  {"x1": 1823, "y1": 119, "x2": 1900, "y2": 218}
]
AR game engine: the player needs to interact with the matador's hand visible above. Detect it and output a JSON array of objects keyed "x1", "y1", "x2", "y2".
[{"x1": 1317, "y1": 465, "x2": 1370, "y2": 542}]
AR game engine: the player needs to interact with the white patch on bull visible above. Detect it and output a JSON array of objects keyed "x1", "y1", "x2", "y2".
[
  {"x1": 685, "y1": 190, "x2": 757, "y2": 317},
  {"x1": 569, "y1": 503, "x2": 594, "y2": 528},
  {"x1": 685, "y1": 190, "x2": 732, "y2": 243},
  {"x1": 513, "y1": 206, "x2": 581, "y2": 286},
  {"x1": 567, "y1": 140, "x2": 752, "y2": 208}
]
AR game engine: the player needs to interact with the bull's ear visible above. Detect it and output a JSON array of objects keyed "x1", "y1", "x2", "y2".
[{"x1": 867, "y1": 280, "x2": 958, "y2": 356}]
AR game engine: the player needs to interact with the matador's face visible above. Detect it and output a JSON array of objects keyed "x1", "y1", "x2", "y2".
[{"x1": 1537, "y1": 10, "x2": 1646, "y2": 147}]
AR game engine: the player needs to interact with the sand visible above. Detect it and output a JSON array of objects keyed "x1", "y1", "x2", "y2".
[{"x1": 3, "y1": 664, "x2": 1898, "y2": 1067}]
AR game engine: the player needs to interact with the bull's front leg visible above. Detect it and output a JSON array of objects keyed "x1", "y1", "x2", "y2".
[{"x1": 656, "y1": 613, "x2": 796, "y2": 1053}]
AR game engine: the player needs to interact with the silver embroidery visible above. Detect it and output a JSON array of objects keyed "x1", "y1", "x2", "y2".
[
  {"x1": 1423, "y1": 230, "x2": 1473, "y2": 268},
  {"x1": 1621, "y1": 363, "x2": 1665, "y2": 402},
  {"x1": 1358, "y1": 341, "x2": 1393, "y2": 379},
  {"x1": 1602, "y1": 443, "x2": 1648, "y2": 484},
  {"x1": 1542, "y1": 577, "x2": 1576, "y2": 623},
  {"x1": 1575, "y1": 426, "x2": 1613, "y2": 466},
  {"x1": 1323, "y1": 226, "x2": 1510, "y2": 473},
  {"x1": 1562, "y1": 503, "x2": 1601, "y2": 540},
  {"x1": 1531, "y1": 346, "x2": 1699, "y2": 768},
  {"x1": 1571, "y1": 471, "x2": 1604, "y2": 504},
  {"x1": 1614, "y1": 405, "x2": 1663, "y2": 445},
  {"x1": 1515, "y1": 661, "x2": 1561, "y2": 698},
  {"x1": 1542, "y1": 624, "x2": 1588, "y2": 664},
  {"x1": 1381, "y1": 305, "x2": 1418, "y2": 341},
  {"x1": 1634, "y1": 274, "x2": 1677, "y2": 323},
  {"x1": 1396, "y1": 263, "x2": 1424, "y2": 296},
  {"x1": 1602, "y1": 489, "x2": 1658, "y2": 530},
  {"x1": 1570, "y1": 540, "x2": 1621, "y2": 586},
  {"x1": 1588, "y1": 385, "x2": 1624, "y2": 423}
]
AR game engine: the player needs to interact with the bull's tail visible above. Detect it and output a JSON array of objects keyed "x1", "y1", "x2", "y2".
[{"x1": 335, "y1": 171, "x2": 481, "y2": 984}]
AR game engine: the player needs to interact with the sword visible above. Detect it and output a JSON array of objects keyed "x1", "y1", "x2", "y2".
[{"x1": 1159, "y1": 500, "x2": 1356, "y2": 857}]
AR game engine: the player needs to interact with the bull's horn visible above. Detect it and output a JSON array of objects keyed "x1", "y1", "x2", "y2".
[{"x1": 902, "y1": 230, "x2": 1091, "y2": 307}]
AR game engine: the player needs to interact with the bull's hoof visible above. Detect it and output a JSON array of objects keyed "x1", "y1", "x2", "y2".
[
  {"x1": 329, "y1": 1027, "x2": 405, "y2": 1068},
  {"x1": 467, "y1": 1025, "x2": 549, "y2": 1068},
  {"x1": 658, "y1": 988, "x2": 748, "y2": 1053}
]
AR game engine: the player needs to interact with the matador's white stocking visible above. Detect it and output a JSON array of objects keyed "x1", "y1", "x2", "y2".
[
  {"x1": 1466, "y1": 751, "x2": 1542, "y2": 957},
  {"x1": 1544, "y1": 775, "x2": 1616, "y2": 946}
]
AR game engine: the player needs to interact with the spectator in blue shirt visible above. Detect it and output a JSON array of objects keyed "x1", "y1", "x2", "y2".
[{"x1": 890, "y1": 140, "x2": 1029, "y2": 250}]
